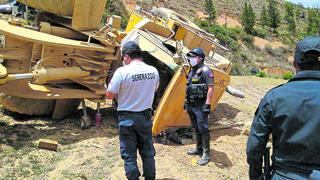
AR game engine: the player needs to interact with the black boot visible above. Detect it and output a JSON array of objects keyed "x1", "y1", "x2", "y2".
[
  {"x1": 145, "y1": 176, "x2": 155, "y2": 180},
  {"x1": 197, "y1": 133, "x2": 210, "y2": 166},
  {"x1": 187, "y1": 133, "x2": 202, "y2": 156}
]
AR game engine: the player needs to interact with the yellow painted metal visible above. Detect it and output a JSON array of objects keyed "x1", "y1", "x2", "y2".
[
  {"x1": 0, "y1": 19, "x2": 118, "y2": 100},
  {"x1": 0, "y1": 20, "x2": 114, "y2": 53},
  {"x1": 40, "y1": 22, "x2": 86, "y2": 40},
  {"x1": 152, "y1": 65, "x2": 230, "y2": 136},
  {"x1": 107, "y1": 15, "x2": 122, "y2": 30},
  {"x1": 174, "y1": 26, "x2": 187, "y2": 41},
  {"x1": 17, "y1": 0, "x2": 74, "y2": 16},
  {"x1": 0, "y1": 80, "x2": 101, "y2": 99},
  {"x1": 125, "y1": 9, "x2": 216, "y2": 57},
  {"x1": 125, "y1": 12, "x2": 144, "y2": 33},
  {"x1": 0, "y1": 64, "x2": 8, "y2": 79},
  {"x1": 33, "y1": 67, "x2": 91, "y2": 85},
  {"x1": 72, "y1": 0, "x2": 107, "y2": 31},
  {"x1": 137, "y1": 31, "x2": 178, "y2": 69},
  {"x1": 134, "y1": 19, "x2": 173, "y2": 38},
  {"x1": 17, "y1": 0, "x2": 107, "y2": 31},
  {"x1": 166, "y1": 19, "x2": 176, "y2": 29}
]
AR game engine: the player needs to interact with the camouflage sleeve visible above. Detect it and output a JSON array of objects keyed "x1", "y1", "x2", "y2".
[{"x1": 246, "y1": 95, "x2": 272, "y2": 180}]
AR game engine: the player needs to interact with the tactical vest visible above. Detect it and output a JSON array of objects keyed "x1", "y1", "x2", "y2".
[{"x1": 186, "y1": 67, "x2": 208, "y2": 104}]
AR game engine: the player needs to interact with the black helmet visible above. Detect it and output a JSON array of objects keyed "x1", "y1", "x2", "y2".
[
  {"x1": 187, "y1": 48, "x2": 205, "y2": 59},
  {"x1": 122, "y1": 41, "x2": 141, "y2": 56}
]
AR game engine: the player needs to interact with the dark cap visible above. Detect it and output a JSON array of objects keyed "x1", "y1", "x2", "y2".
[
  {"x1": 294, "y1": 36, "x2": 320, "y2": 64},
  {"x1": 122, "y1": 41, "x2": 141, "y2": 56},
  {"x1": 187, "y1": 48, "x2": 206, "y2": 59}
]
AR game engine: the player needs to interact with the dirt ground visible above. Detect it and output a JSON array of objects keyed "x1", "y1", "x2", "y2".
[
  {"x1": 253, "y1": 37, "x2": 287, "y2": 50},
  {"x1": 0, "y1": 76, "x2": 286, "y2": 179}
]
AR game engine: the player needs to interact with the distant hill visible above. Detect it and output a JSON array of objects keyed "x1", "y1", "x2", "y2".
[{"x1": 130, "y1": 0, "x2": 289, "y2": 21}]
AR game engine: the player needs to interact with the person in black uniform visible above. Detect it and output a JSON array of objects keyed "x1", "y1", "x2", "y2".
[
  {"x1": 246, "y1": 35, "x2": 320, "y2": 180},
  {"x1": 184, "y1": 48, "x2": 214, "y2": 166}
]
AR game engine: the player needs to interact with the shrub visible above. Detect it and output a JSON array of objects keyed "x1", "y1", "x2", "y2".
[
  {"x1": 241, "y1": 33, "x2": 254, "y2": 45},
  {"x1": 200, "y1": 24, "x2": 240, "y2": 51},
  {"x1": 283, "y1": 71, "x2": 294, "y2": 80},
  {"x1": 252, "y1": 27, "x2": 268, "y2": 38},
  {"x1": 256, "y1": 71, "x2": 267, "y2": 78},
  {"x1": 230, "y1": 63, "x2": 251, "y2": 76},
  {"x1": 265, "y1": 45, "x2": 285, "y2": 57},
  {"x1": 240, "y1": 52, "x2": 248, "y2": 60},
  {"x1": 198, "y1": 19, "x2": 210, "y2": 28}
]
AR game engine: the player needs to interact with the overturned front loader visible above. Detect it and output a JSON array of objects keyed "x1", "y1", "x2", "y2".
[{"x1": 0, "y1": 1, "x2": 238, "y2": 134}]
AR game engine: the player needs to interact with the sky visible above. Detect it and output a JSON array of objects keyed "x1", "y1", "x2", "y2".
[{"x1": 287, "y1": 0, "x2": 320, "y2": 8}]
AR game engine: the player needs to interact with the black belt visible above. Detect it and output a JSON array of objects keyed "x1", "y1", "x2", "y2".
[
  {"x1": 118, "y1": 108, "x2": 152, "y2": 116},
  {"x1": 187, "y1": 99, "x2": 205, "y2": 106}
]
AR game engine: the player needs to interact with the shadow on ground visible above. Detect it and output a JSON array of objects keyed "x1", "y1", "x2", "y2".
[
  {"x1": 211, "y1": 103, "x2": 241, "y2": 122},
  {"x1": 210, "y1": 148, "x2": 233, "y2": 168},
  {"x1": 0, "y1": 107, "x2": 119, "y2": 150}
]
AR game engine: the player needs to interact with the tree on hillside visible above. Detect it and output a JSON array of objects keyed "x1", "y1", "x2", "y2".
[
  {"x1": 284, "y1": 2, "x2": 296, "y2": 34},
  {"x1": 267, "y1": 0, "x2": 281, "y2": 31},
  {"x1": 240, "y1": 1, "x2": 256, "y2": 34},
  {"x1": 260, "y1": 5, "x2": 268, "y2": 27},
  {"x1": 307, "y1": 8, "x2": 320, "y2": 35},
  {"x1": 224, "y1": 0, "x2": 233, "y2": 27},
  {"x1": 295, "y1": 6, "x2": 301, "y2": 20},
  {"x1": 204, "y1": 0, "x2": 217, "y2": 24}
]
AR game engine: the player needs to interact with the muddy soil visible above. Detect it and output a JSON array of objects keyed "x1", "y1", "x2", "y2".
[{"x1": 0, "y1": 76, "x2": 285, "y2": 179}]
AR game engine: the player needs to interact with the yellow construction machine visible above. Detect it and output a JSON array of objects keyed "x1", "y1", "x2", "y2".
[{"x1": 0, "y1": 0, "x2": 243, "y2": 133}]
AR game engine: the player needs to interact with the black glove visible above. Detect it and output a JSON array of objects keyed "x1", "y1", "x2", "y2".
[
  {"x1": 202, "y1": 104, "x2": 211, "y2": 114},
  {"x1": 183, "y1": 101, "x2": 188, "y2": 110}
]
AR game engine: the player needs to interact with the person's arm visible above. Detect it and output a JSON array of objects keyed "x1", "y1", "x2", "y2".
[
  {"x1": 202, "y1": 67, "x2": 214, "y2": 114},
  {"x1": 106, "y1": 90, "x2": 116, "y2": 100},
  {"x1": 155, "y1": 70, "x2": 160, "y2": 92},
  {"x1": 246, "y1": 96, "x2": 272, "y2": 180},
  {"x1": 205, "y1": 85, "x2": 214, "y2": 104},
  {"x1": 105, "y1": 70, "x2": 121, "y2": 100}
]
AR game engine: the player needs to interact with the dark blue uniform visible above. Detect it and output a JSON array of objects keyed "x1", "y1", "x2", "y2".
[
  {"x1": 118, "y1": 110, "x2": 155, "y2": 180},
  {"x1": 186, "y1": 63, "x2": 214, "y2": 134},
  {"x1": 185, "y1": 62, "x2": 214, "y2": 164},
  {"x1": 247, "y1": 71, "x2": 320, "y2": 180}
]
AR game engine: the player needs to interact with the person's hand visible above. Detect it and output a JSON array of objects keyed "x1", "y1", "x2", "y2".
[
  {"x1": 183, "y1": 101, "x2": 188, "y2": 110},
  {"x1": 202, "y1": 104, "x2": 211, "y2": 114}
]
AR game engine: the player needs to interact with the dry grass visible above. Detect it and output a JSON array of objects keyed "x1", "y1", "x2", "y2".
[{"x1": 0, "y1": 76, "x2": 285, "y2": 179}]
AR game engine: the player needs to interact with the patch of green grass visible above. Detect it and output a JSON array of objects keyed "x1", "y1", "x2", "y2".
[
  {"x1": 230, "y1": 63, "x2": 252, "y2": 76},
  {"x1": 256, "y1": 71, "x2": 267, "y2": 78},
  {"x1": 283, "y1": 71, "x2": 294, "y2": 80},
  {"x1": 27, "y1": 155, "x2": 49, "y2": 175},
  {"x1": 0, "y1": 145, "x2": 16, "y2": 158},
  {"x1": 62, "y1": 170, "x2": 88, "y2": 179},
  {"x1": 16, "y1": 162, "x2": 32, "y2": 177}
]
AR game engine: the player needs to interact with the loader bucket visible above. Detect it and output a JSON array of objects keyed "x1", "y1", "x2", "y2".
[
  {"x1": 152, "y1": 66, "x2": 230, "y2": 136},
  {"x1": 121, "y1": 29, "x2": 230, "y2": 136},
  {"x1": 17, "y1": 0, "x2": 107, "y2": 31}
]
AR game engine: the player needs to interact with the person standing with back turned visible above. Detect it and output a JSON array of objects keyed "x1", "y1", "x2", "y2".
[
  {"x1": 106, "y1": 41, "x2": 160, "y2": 180},
  {"x1": 247, "y1": 35, "x2": 320, "y2": 180}
]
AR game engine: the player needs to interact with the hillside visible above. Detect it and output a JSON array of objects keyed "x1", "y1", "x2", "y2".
[
  {"x1": 115, "y1": 0, "x2": 317, "y2": 76},
  {"x1": 124, "y1": 0, "x2": 285, "y2": 19},
  {"x1": 0, "y1": 76, "x2": 285, "y2": 179}
]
